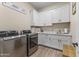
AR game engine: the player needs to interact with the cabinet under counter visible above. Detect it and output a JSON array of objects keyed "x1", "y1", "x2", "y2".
[{"x1": 38, "y1": 32, "x2": 72, "y2": 51}]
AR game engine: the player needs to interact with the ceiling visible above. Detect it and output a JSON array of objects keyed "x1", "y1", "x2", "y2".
[{"x1": 29, "y1": 2, "x2": 69, "y2": 10}]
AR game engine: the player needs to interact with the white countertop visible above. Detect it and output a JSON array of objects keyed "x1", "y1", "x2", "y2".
[{"x1": 38, "y1": 32, "x2": 72, "y2": 36}]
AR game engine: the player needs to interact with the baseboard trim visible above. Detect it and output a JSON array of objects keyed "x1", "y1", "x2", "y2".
[{"x1": 39, "y1": 44, "x2": 62, "y2": 52}]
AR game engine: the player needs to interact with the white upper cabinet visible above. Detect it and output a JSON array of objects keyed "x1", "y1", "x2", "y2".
[
  {"x1": 32, "y1": 4, "x2": 70, "y2": 26},
  {"x1": 59, "y1": 4, "x2": 70, "y2": 22},
  {"x1": 39, "y1": 11, "x2": 52, "y2": 26},
  {"x1": 51, "y1": 4, "x2": 70, "y2": 23},
  {"x1": 39, "y1": 4, "x2": 70, "y2": 25},
  {"x1": 32, "y1": 9, "x2": 50, "y2": 26},
  {"x1": 32, "y1": 9, "x2": 41, "y2": 26},
  {"x1": 49, "y1": 9, "x2": 60, "y2": 23}
]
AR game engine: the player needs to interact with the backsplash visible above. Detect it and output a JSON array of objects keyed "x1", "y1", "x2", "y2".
[
  {"x1": 53, "y1": 23, "x2": 70, "y2": 29},
  {"x1": 41, "y1": 26, "x2": 53, "y2": 31},
  {"x1": 41, "y1": 22, "x2": 70, "y2": 33},
  {"x1": 31, "y1": 22, "x2": 70, "y2": 34}
]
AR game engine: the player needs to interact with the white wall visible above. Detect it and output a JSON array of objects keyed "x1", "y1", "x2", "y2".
[
  {"x1": 70, "y1": 2, "x2": 79, "y2": 56},
  {"x1": 0, "y1": 2, "x2": 33, "y2": 31}
]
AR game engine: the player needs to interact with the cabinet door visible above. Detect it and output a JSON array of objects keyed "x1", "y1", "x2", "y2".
[
  {"x1": 62, "y1": 36, "x2": 72, "y2": 45},
  {"x1": 46, "y1": 35, "x2": 63, "y2": 50},
  {"x1": 49, "y1": 35, "x2": 59, "y2": 49},
  {"x1": 43, "y1": 34, "x2": 50, "y2": 46},
  {"x1": 58, "y1": 36, "x2": 72, "y2": 50},
  {"x1": 58, "y1": 36, "x2": 64, "y2": 50},
  {"x1": 60, "y1": 5, "x2": 70, "y2": 22},
  {"x1": 50, "y1": 9, "x2": 59, "y2": 23},
  {"x1": 44, "y1": 11, "x2": 52, "y2": 26},
  {"x1": 51, "y1": 4, "x2": 70, "y2": 23},
  {"x1": 39, "y1": 11, "x2": 52, "y2": 26},
  {"x1": 32, "y1": 9, "x2": 40, "y2": 26},
  {"x1": 38, "y1": 34, "x2": 44, "y2": 44},
  {"x1": 39, "y1": 12, "x2": 45, "y2": 26},
  {"x1": 38, "y1": 34, "x2": 49, "y2": 45},
  {"x1": 59, "y1": 36, "x2": 72, "y2": 51}
]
